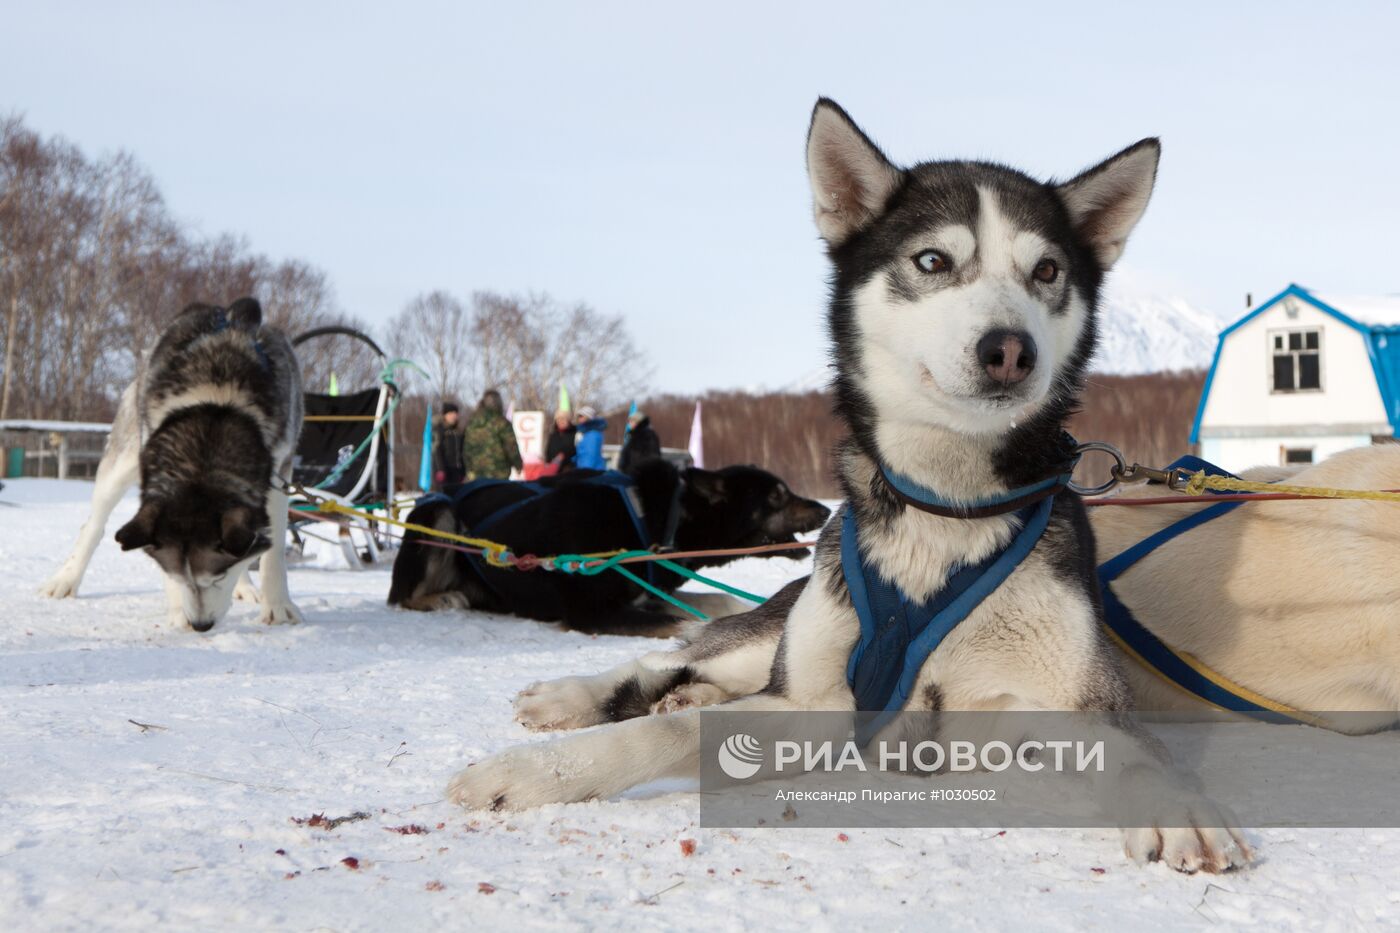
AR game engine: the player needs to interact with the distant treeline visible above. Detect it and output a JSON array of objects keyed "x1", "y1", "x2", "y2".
[
  {"x1": 0, "y1": 116, "x2": 649, "y2": 427},
  {"x1": 0, "y1": 115, "x2": 379, "y2": 422}
]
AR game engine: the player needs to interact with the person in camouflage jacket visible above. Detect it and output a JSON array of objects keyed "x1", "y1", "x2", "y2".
[{"x1": 462, "y1": 389, "x2": 523, "y2": 480}]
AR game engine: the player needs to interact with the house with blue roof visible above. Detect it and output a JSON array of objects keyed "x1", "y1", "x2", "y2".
[{"x1": 1191, "y1": 284, "x2": 1400, "y2": 471}]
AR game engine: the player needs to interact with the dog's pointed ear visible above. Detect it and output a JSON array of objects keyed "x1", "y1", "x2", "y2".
[
  {"x1": 220, "y1": 506, "x2": 269, "y2": 557},
  {"x1": 115, "y1": 501, "x2": 160, "y2": 551},
  {"x1": 226, "y1": 297, "x2": 263, "y2": 331},
  {"x1": 806, "y1": 98, "x2": 902, "y2": 246},
  {"x1": 684, "y1": 468, "x2": 728, "y2": 505},
  {"x1": 1056, "y1": 139, "x2": 1161, "y2": 270}
]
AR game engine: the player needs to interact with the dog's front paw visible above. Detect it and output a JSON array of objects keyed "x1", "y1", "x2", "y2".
[
  {"x1": 234, "y1": 576, "x2": 260, "y2": 603},
  {"x1": 258, "y1": 602, "x2": 303, "y2": 626},
  {"x1": 446, "y1": 745, "x2": 588, "y2": 811},
  {"x1": 1123, "y1": 796, "x2": 1254, "y2": 873},
  {"x1": 39, "y1": 572, "x2": 80, "y2": 599},
  {"x1": 514, "y1": 678, "x2": 605, "y2": 732},
  {"x1": 403, "y1": 591, "x2": 470, "y2": 612}
]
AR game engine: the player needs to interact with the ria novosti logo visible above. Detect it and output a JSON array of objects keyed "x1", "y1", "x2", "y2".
[
  {"x1": 715, "y1": 732, "x2": 1107, "y2": 778},
  {"x1": 717, "y1": 733, "x2": 764, "y2": 780}
]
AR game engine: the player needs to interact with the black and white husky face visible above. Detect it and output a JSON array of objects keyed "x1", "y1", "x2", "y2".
[
  {"x1": 115, "y1": 491, "x2": 271, "y2": 632},
  {"x1": 807, "y1": 99, "x2": 1159, "y2": 439}
]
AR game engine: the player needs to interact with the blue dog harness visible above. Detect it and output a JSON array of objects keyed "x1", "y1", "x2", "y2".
[
  {"x1": 845, "y1": 449, "x2": 1309, "y2": 737},
  {"x1": 843, "y1": 457, "x2": 1074, "y2": 737}
]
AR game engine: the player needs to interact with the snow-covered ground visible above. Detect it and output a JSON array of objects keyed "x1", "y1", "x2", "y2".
[{"x1": 2, "y1": 479, "x2": 1397, "y2": 931}]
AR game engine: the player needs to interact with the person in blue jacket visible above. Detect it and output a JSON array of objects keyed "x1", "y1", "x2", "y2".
[{"x1": 572, "y1": 406, "x2": 608, "y2": 471}]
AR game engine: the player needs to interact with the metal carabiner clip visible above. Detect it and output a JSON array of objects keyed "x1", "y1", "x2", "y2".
[
  {"x1": 1115, "y1": 462, "x2": 1195, "y2": 490},
  {"x1": 1068, "y1": 441, "x2": 1128, "y2": 497}
]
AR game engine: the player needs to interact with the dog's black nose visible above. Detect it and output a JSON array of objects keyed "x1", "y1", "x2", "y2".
[
  {"x1": 189, "y1": 618, "x2": 215, "y2": 633},
  {"x1": 977, "y1": 330, "x2": 1037, "y2": 386}
]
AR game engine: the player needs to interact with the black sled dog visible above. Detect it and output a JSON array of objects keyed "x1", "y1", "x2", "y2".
[{"x1": 387, "y1": 459, "x2": 830, "y2": 636}]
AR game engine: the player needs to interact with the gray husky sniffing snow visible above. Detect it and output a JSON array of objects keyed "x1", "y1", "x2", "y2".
[
  {"x1": 446, "y1": 100, "x2": 1253, "y2": 874},
  {"x1": 40, "y1": 299, "x2": 303, "y2": 632}
]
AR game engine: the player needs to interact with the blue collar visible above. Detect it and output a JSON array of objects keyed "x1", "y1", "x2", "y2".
[{"x1": 877, "y1": 435, "x2": 1080, "y2": 519}]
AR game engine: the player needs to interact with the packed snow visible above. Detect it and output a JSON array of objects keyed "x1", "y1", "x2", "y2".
[{"x1": 2, "y1": 479, "x2": 1398, "y2": 931}]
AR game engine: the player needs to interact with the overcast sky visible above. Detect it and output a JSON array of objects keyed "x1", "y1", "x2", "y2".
[{"x1": 5, "y1": 1, "x2": 1397, "y2": 393}]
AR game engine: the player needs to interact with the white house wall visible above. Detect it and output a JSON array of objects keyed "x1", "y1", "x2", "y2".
[
  {"x1": 1199, "y1": 299, "x2": 1390, "y2": 433},
  {"x1": 1201, "y1": 434, "x2": 1373, "y2": 472}
]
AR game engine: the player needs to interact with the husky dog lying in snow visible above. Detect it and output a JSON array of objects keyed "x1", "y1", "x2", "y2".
[
  {"x1": 41, "y1": 299, "x2": 303, "y2": 633},
  {"x1": 1096, "y1": 444, "x2": 1400, "y2": 734},
  {"x1": 446, "y1": 100, "x2": 1253, "y2": 873},
  {"x1": 388, "y1": 460, "x2": 831, "y2": 636}
]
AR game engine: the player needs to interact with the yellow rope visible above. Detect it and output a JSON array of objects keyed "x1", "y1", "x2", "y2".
[
  {"x1": 1183, "y1": 471, "x2": 1400, "y2": 502},
  {"x1": 311, "y1": 498, "x2": 627, "y2": 567}
]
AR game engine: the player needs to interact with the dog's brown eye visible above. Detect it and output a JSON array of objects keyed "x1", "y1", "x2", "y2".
[
  {"x1": 1033, "y1": 258, "x2": 1058, "y2": 283},
  {"x1": 914, "y1": 250, "x2": 950, "y2": 274}
]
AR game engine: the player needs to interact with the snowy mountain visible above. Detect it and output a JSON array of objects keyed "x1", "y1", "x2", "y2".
[{"x1": 1092, "y1": 288, "x2": 1225, "y2": 375}]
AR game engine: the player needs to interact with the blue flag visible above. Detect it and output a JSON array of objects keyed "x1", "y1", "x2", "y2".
[
  {"x1": 624, "y1": 399, "x2": 638, "y2": 440},
  {"x1": 418, "y1": 403, "x2": 433, "y2": 491}
]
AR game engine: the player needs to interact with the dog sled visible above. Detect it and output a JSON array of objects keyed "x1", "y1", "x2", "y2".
[{"x1": 288, "y1": 326, "x2": 405, "y2": 568}]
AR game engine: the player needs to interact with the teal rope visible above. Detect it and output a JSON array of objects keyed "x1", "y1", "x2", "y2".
[
  {"x1": 611, "y1": 566, "x2": 710, "y2": 621},
  {"x1": 553, "y1": 551, "x2": 651, "y2": 576},
  {"x1": 380, "y1": 358, "x2": 430, "y2": 381},
  {"x1": 654, "y1": 559, "x2": 767, "y2": 605},
  {"x1": 553, "y1": 550, "x2": 769, "y2": 621}
]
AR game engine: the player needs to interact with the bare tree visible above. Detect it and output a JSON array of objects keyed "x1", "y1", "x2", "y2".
[
  {"x1": 0, "y1": 114, "x2": 650, "y2": 431},
  {"x1": 468, "y1": 290, "x2": 652, "y2": 412},
  {"x1": 386, "y1": 290, "x2": 473, "y2": 404},
  {"x1": 0, "y1": 113, "x2": 367, "y2": 421}
]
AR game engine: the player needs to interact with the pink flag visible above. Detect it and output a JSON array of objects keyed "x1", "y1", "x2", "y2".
[{"x1": 687, "y1": 401, "x2": 704, "y2": 469}]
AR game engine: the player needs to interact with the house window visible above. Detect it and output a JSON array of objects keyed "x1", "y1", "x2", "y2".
[
  {"x1": 1270, "y1": 328, "x2": 1321, "y2": 392},
  {"x1": 1282, "y1": 447, "x2": 1314, "y2": 465}
]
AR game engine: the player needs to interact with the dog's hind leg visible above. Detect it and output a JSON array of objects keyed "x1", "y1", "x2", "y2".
[
  {"x1": 514, "y1": 658, "x2": 691, "y2": 732},
  {"x1": 40, "y1": 413, "x2": 140, "y2": 599},
  {"x1": 650, "y1": 682, "x2": 732, "y2": 715},
  {"x1": 513, "y1": 577, "x2": 803, "y2": 731}
]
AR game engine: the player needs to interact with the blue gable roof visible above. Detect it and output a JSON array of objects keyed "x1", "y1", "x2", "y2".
[{"x1": 1189, "y1": 284, "x2": 1400, "y2": 443}]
